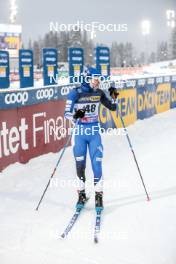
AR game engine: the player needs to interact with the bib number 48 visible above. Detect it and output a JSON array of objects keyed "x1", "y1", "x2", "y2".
[{"x1": 84, "y1": 104, "x2": 96, "y2": 113}]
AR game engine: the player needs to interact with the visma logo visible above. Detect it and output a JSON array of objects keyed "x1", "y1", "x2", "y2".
[
  {"x1": 5, "y1": 92, "x2": 28, "y2": 105},
  {"x1": 36, "y1": 88, "x2": 54, "y2": 100}
]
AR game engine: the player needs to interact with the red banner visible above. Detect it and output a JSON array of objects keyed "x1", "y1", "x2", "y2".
[{"x1": 0, "y1": 100, "x2": 70, "y2": 171}]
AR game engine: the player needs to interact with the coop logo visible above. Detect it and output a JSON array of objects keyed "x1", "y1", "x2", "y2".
[
  {"x1": 61, "y1": 85, "x2": 73, "y2": 96},
  {"x1": 138, "y1": 79, "x2": 145, "y2": 86},
  {"x1": 36, "y1": 88, "x2": 54, "y2": 100},
  {"x1": 5, "y1": 92, "x2": 29, "y2": 105}
]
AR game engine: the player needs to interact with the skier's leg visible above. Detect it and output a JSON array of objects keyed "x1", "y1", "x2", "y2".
[
  {"x1": 88, "y1": 131, "x2": 104, "y2": 211},
  {"x1": 89, "y1": 132, "x2": 103, "y2": 190},
  {"x1": 73, "y1": 132, "x2": 87, "y2": 208}
]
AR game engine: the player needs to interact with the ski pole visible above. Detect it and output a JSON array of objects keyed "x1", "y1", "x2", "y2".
[
  {"x1": 35, "y1": 120, "x2": 78, "y2": 211},
  {"x1": 117, "y1": 105, "x2": 151, "y2": 201}
]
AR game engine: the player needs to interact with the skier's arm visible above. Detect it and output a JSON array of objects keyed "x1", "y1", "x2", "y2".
[
  {"x1": 100, "y1": 90, "x2": 117, "y2": 111},
  {"x1": 64, "y1": 89, "x2": 78, "y2": 122}
]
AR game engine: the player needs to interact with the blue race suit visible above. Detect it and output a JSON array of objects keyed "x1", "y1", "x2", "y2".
[{"x1": 64, "y1": 83, "x2": 117, "y2": 192}]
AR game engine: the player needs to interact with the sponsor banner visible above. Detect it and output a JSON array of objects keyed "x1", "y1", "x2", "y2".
[
  {"x1": 0, "y1": 100, "x2": 71, "y2": 172},
  {"x1": 95, "y1": 46, "x2": 110, "y2": 77},
  {"x1": 1, "y1": 74, "x2": 176, "y2": 172},
  {"x1": 155, "y1": 82, "x2": 171, "y2": 114},
  {"x1": 0, "y1": 50, "x2": 10, "y2": 88},
  {"x1": 111, "y1": 67, "x2": 144, "y2": 76},
  {"x1": 0, "y1": 84, "x2": 76, "y2": 109},
  {"x1": 124, "y1": 79, "x2": 136, "y2": 89},
  {"x1": 43, "y1": 48, "x2": 58, "y2": 86},
  {"x1": 137, "y1": 77, "x2": 171, "y2": 118},
  {"x1": 99, "y1": 88, "x2": 136, "y2": 129},
  {"x1": 0, "y1": 24, "x2": 22, "y2": 58},
  {"x1": 137, "y1": 78, "x2": 156, "y2": 119},
  {"x1": 68, "y1": 47, "x2": 84, "y2": 83},
  {"x1": 170, "y1": 75, "x2": 176, "y2": 109},
  {"x1": 19, "y1": 49, "x2": 34, "y2": 88}
]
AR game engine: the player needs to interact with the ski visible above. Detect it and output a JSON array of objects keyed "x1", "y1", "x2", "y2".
[
  {"x1": 94, "y1": 210, "x2": 102, "y2": 243},
  {"x1": 60, "y1": 198, "x2": 89, "y2": 239}
]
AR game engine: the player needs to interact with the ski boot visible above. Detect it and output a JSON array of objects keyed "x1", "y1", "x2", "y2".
[
  {"x1": 95, "y1": 192, "x2": 103, "y2": 212},
  {"x1": 76, "y1": 190, "x2": 87, "y2": 209}
]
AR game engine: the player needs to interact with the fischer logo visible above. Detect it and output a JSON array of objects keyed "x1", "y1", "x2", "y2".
[
  {"x1": 36, "y1": 88, "x2": 55, "y2": 100},
  {"x1": 5, "y1": 92, "x2": 29, "y2": 105}
]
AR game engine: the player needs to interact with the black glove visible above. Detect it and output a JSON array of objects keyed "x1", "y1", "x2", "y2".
[
  {"x1": 73, "y1": 109, "x2": 86, "y2": 119},
  {"x1": 108, "y1": 87, "x2": 119, "y2": 99}
]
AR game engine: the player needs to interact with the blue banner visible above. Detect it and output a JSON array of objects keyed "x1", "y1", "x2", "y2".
[
  {"x1": 0, "y1": 84, "x2": 76, "y2": 110},
  {"x1": 171, "y1": 75, "x2": 176, "y2": 109},
  {"x1": 137, "y1": 78, "x2": 156, "y2": 119},
  {"x1": 95, "y1": 47, "x2": 110, "y2": 78},
  {"x1": 19, "y1": 49, "x2": 34, "y2": 88},
  {"x1": 43, "y1": 48, "x2": 58, "y2": 86},
  {"x1": 0, "y1": 50, "x2": 10, "y2": 89},
  {"x1": 68, "y1": 47, "x2": 84, "y2": 83}
]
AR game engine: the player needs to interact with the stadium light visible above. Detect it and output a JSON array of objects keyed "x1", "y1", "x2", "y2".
[
  {"x1": 141, "y1": 20, "x2": 151, "y2": 36},
  {"x1": 10, "y1": 0, "x2": 18, "y2": 24},
  {"x1": 166, "y1": 10, "x2": 175, "y2": 28}
]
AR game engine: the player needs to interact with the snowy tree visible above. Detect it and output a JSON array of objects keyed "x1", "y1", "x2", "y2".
[
  {"x1": 33, "y1": 41, "x2": 40, "y2": 67},
  {"x1": 69, "y1": 27, "x2": 82, "y2": 47},
  {"x1": 148, "y1": 52, "x2": 156, "y2": 63},
  {"x1": 171, "y1": 27, "x2": 176, "y2": 59},
  {"x1": 27, "y1": 38, "x2": 33, "y2": 50},
  {"x1": 156, "y1": 41, "x2": 169, "y2": 61},
  {"x1": 139, "y1": 52, "x2": 145, "y2": 65}
]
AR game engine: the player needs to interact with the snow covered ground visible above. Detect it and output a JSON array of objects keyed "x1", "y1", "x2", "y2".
[{"x1": 1, "y1": 109, "x2": 176, "y2": 264}]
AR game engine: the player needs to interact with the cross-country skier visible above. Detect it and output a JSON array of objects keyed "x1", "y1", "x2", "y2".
[{"x1": 64, "y1": 67, "x2": 119, "y2": 212}]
